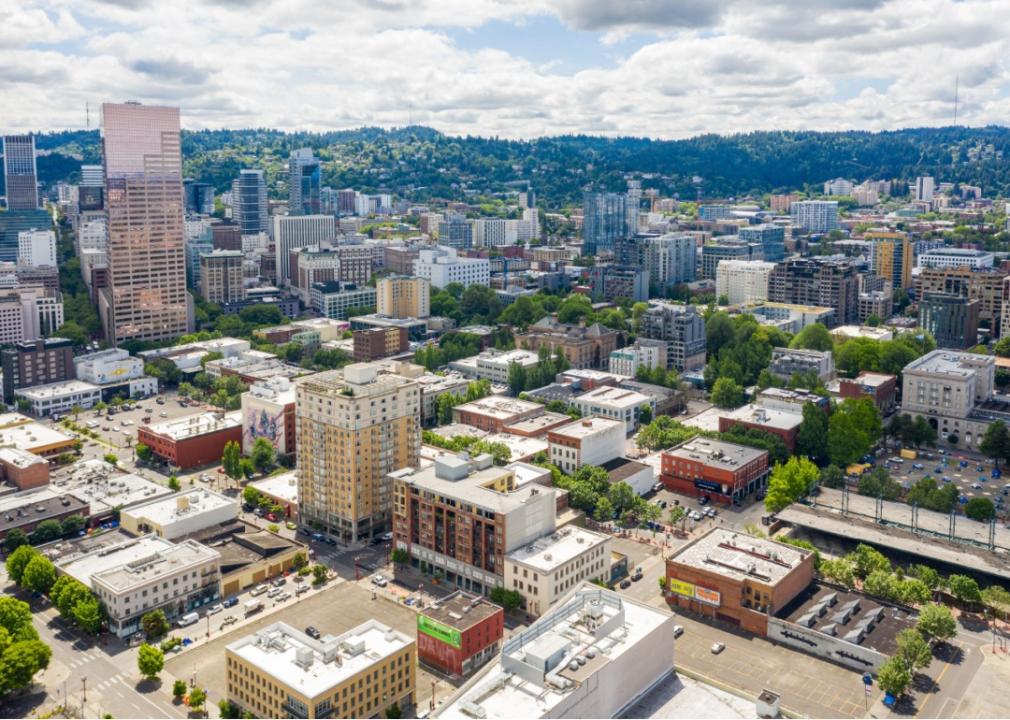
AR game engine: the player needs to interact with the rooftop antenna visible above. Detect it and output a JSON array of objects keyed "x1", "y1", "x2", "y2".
[
  {"x1": 953, "y1": 74, "x2": 959, "y2": 126},
  {"x1": 86, "y1": 102, "x2": 90, "y2": 130}
]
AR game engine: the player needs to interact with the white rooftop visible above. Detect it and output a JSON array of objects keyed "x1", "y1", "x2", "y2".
[
  {"x1": 15, "y1": 379, "x2": 100, "y2": 399},
  {"x1": 455, "y1": 396, "x2": 543, "y2": 421},
  {"x1": 249, "y1": 471, "x2": 298, "y2": 505},
  {"x1": 670, "y1": 528, "x2": 811, "y2": 585},
  {"x1": 0, "y1": 415, "x2": 74, "y2": 451},
  {"x1": 121, "y1": 488, "x2": 237, "y2": 527},
  {"x1": 549, "y1": 416, "x2": 624, "y2": 441},
  {"x1": 144, "y1": 411, "x2": 241, "y2": 441},
  {"x1": 507, "y1": 526, "x2": 609, "y2": 574},
  {"x1": 58, "y1": 534, "x2": 219, "y2": 592},
  {"x1": 227, "y1": 621, "x2": 412, "y2": 700},
  {"x1": 54, "y1": 469, "x2": 172, "y2": 516},
  {"x1": 0, "y1": 447, "x2": 47, "y2": 469},
  {"x1": 721, "y1": 403, "x2": 802, "y2": 432},
  {"x1": 575, "y1": 386, "x2": 651, "y2": 410}
]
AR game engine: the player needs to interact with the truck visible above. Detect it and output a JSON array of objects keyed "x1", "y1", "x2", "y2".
[
  {"x1": 176, "y1": 612, "x2": 199, "y2": 628},
  {"x1": 244, "y1": 600, "x2": 264, "y2": 616},
  {"x1": 900, "y1": 449, "x2": 917, "y2": 460},
  {"x1": 846, "y1": 463, "x2": 871, "y2": 477}
]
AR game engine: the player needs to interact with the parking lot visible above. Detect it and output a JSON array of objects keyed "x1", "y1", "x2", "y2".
[{"x1": 884, "y1": 449, "x2": 1009, "y2": 514}]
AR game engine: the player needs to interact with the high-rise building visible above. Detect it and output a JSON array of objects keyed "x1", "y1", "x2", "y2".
[
  {"x1": 768, "y1": 257, "x2": 860, "y2": 325},
  {"x1": 582, "y1": 191, "x2": 627, "y2": 256},
  {"x1": 638, "y1": 303, "x2": 707, "y2": 371},
  {"x1": 790, "y1": 201, "x2": 839, "y2": 233},
  {"x1": 231, "y1": 169, "x2": 269, "y2": 235},
  {"x1": 823, "y1": 178, "x2": 854, "y2": 196},
  {"x1": 641, "y1": 233, "x2": 696, "y2": 289},
  {"x1": 715, "y1": 260, "x2": 777, "y2": 305},
  {"x1": 437, "y1": 213, "x2": 473, "y2": 250},
  {"x1": 739, "y1": 223, "x2": 786, "y2": 262},
  {"x1": 1, "y1": 337, "x2": 76, "y2": 404},
  {"x1": 700, "y1": 238, "x2": 764, "y2": 279},
  {"x1": 699, "y1": 204, "x2": 733, "y2": 222},
  {"x1": 17, "y1": 229, "x2": 57, "y2": 268},
  {"x1": 199, "y1": 250, "x2": 245, "y2": 304},
  {"x1": 0, "y1": 210, "x2": 51, "y2": 264},
  {"x1": 376, "y1": 276, "x2": 430, "y2": 319},
  {"x1": 518, "y1": 187, "x2": 536, "y2": 210},
  {"x1": 587, "y1": 265, "x2": 648, "y2": 303},
  {"x1": 272, "y1": 214, "x2": 336, "y2": 284},
  {"x1": 867, "y1": 231, "x2": 913, "y2": 289},
  {"x1": 296, "y1": 363, "x2": 420, "y2": 543},
  {"x1": 99, "y1": 102, "x2": 190, "y2": 345},
  {"x1": 2, "y1": 135, "x2": 39, "y2": 210},
  {"x1": 625, "y1": 179, "x2": 642, "y2": 237},
  {"x1": 413, "y1": 246, "x2": 489, "y2": 289},
  {"x1": 182, "y1": 178, "x2": 214, "y2": 215},
  {"x1": 919, "y1": 293, "x2": 980, "y2": 350},
  {"x1": 915, "y1": 176, "x2": 935, "y2": 203},
  {"x1": 288, "y1": 148, "x2": 321, "y2": 215}
]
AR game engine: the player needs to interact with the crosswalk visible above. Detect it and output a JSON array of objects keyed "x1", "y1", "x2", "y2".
[{"x1": 63, "y1": 651, "x2": 131, "y2": 691}]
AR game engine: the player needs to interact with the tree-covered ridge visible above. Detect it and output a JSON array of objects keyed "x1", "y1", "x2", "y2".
[{"x1": 20, "y1": 124, "x2": 1010, "y2": 205}]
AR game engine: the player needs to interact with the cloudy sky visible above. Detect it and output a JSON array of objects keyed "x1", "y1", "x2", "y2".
[{"x1": 4, "y1": 0, "x2": 1010, "y2": 139}]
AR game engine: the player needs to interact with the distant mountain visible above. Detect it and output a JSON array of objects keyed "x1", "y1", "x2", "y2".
[{"x1": 15, "y1": 125, "x2": 1010, "y2": 206}]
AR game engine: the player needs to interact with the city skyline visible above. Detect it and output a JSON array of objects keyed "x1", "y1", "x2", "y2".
[{"x1": 6, "y1": 0, "x2": 1010, "y2": 139}]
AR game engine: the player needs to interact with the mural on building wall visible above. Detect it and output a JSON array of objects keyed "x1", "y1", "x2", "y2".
[{"x1": 245, "y1": 407, "x2": 283, "y2": 451}]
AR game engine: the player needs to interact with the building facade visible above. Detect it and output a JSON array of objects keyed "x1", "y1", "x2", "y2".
[
  {"x1": 547, "y1": 417, "x2": 625, "y2": 475},
  {"x1": 200, "y1": 250, "x2": 246, "y2": 304},
  {"x1": 637, "y1": 303, "x2": 707, "y2": 371},
  {"x1": 1, "y1": 337, "x2": 75, "y2": 404},
  {"x1": 715, "y1": 260, "x2": 776, "y2": 305},
  {"x1": 661, "y1": 438, "x2": 770, "y2": 504},
  {"x1": 919, "y1": 293, "x2": 980, "y2": 350},
  {"x1": 416, "y1": 591, "x2": 504, "y2": 676},
  {"x1": 767, "y1": 258, "x2": 860, "y2": 326},
  {"x1": 231, "y1": 169, "x2": 269, "y2": 235},
  {"x1": 377, "y1": 276, "x2": 430, "y2": 319},
  {"x1": 2, "y1": 135, "x2": 39, "y2": 210}
]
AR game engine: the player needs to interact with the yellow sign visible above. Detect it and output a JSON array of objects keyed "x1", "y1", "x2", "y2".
[
  {"x1": 668, "y1": 578, "x2": 695, "y2": 597},
  {"x1": 694, "y1": 586, "x2": 722, "y2": 606}
]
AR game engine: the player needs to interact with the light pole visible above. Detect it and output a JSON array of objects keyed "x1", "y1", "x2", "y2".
[{"x1": 81, "y1": 676, "x2": 87, "y2": 703}]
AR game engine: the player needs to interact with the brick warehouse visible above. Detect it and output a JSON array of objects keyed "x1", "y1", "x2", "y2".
[
  {"x1": 416, "y1": 591, "x2": 503, "y2": 677},
  {"x1": 661, "y1": 437, "x2": 769, "y2": 505},
  {"x1": 138, "y1": 412, "x2": 243, "y2": 470}
]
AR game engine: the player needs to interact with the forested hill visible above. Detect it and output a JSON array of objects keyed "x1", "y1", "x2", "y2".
[{"x1": 20, "y1": 125, "x2": 1010, "y2": 206}]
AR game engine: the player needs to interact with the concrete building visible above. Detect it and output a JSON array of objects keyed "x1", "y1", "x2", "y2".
[
  {"x1": 99, "y1": 103, "x2": 190, "y2": 345},
  {"x1": 137, "y1": 411, "x2": 243, "y2": 470},
  {"x1": 700, "y1": 239, "x2": 764, "y2": 280},
  {"x1": 0, "y1": 287, "x2": 64, "y2": 345},
  {"x1": 17, "y1": 229, "x2": 57, "y2": 268},
  {"x1": 767, "y1": 258, "x2": 860, "y2": 326},
  {"x1": 231, "y1": 169, "x2": 269, "y2": 236},
  {"x1": 241, "y1": 376, "x2": 297, "y2": 458},
  {"x1": 120, "y1": 488, "x2": 238, "y2": 539},
  {"x1": 823, "y1": 178, "x2": 854, "y2": 196},
  {"x1": 310, "y1": 281, "x2": 377, "y2": 320},
  {"x1": 226, "y1": 621, "x2": 415, "y2": 720},
  {"x1": 352, "y1": 327, "x2": 409, "y2": 361},
  {"x1": 769, "y1": 347, "x2": 836, "y2": 382},
  {"x1": 200, "y1": 250, "x2": 246, "y2": 304},
  {"x1": 473, "y1": 348, "x2": 540, "y2": 384},
  {"x1": 641, "y1": 233, "x2": 696, "y2": 289},
  {"x1": 901, "y1": 350, "x2": 995, "y2": 446},
  {"x1": 417, "y1": 591, "x2": 504, "y2": 677},
  {"x1": 738, "y1": 224, "x2": 786, "y2": 263},
  {"x1": 636, "y1": 303, "x2": 707, "y2": 371},
  {"x1": 866, "y1": 232, "x2": 913, "y2": 289},
  {"x1": 1, "y1": 337, "x2": 75, "y2": 404},
  {"x1": 452, "y1": 397, "x2": 544, "y2": 434},
  {"x1": 0, "y1": 487, "x2": 89, "y2": 541},
  {"x1": 15, "y1": 379, "x2": 102, "y2": 417},
  {"x1": 587, "y1": 265, "x2": 648, "y2": 303},
  {"x1": 665, "y1": 528, "x2": 815, "y2": 635},
  {"x1": 661, "y1": 438, "x2": 770, "y2": 505},
  {"x1": 607, "y1": 339, "x2": 665, "y2": 377},
  {"x1": 547, "y1": 417, "x2": 625, "y2": 475},
  {"x1": 0, "y1": 209, "x2": 50, "y2": 265},
  {"x1": 917, "y1": 248, "x2": 994, "y2": 270},
  {"x1": 516, "y1": 316, "x2": 620, "y2": 371},
  {"x1": 717, "y1": 404, "x2": 802, "y2": 452},
  {"x1": 828, "y1": 372, "x2": 898, "y2": 413},
  {"x1": 56, "y1": 534, "x2": 220, "y2": 637},
  {"x1": 438, "y1": 214, "x2": 474, "y2": 250},
  {"x1": 747, "y1": 301, "x2": 836, "y2": 333},
  {"x1": 0, "y1": 413, "x2": 77, "y2": 457},
  {"x1": 73, "y1": 347, "x2": 157, "y2": 400},
  {"x1": 55, "y1": 465, "x2": 173, "y2": 520},
  {"x1": 919, "y1": 293, "x2": 979, "y2": 350},
  {"x1": 391, "y1": 452, "x2": 557, "y2": 594},
  {"x1": 571, "y1": 386, "x2": 655, "y2": 434},
  {"x1": 505, "y1": 526, "x2": 611, "y2": 617},
  {"x1": 411, "y1": 370, "x2": 471, "y2": 427},
  {"x1": 296, "y1": 364, "x2": 420, "y2": 543},
  {"x1": 715, "y1": 260, "x2": 776, "y2": 305},
  {"x1": 915, "y1": 176, "x2": 935, "y2": 203},
  {"x1": 790, "y1": 200, "x2": 839, "y2": 233},
  {"x1": 248, "y1": 471, "x2": 299, "y2": 521},
  {"x1": 413, "y1": 246, "x2": 490, "y2": 289},
  {"x1": 272, "y1": 215, "x2": 336, "y2": 284},
  {"x1": 915, "y1": 267, "x2": 1005, "y2": 335},
  {"x1": 2, "y1": 134, "x2": 39, "y2": 210},
  {"x1": 377, "y1": 276, "x2": 430, "y2": 319},
  {"x1": 436, "y1": 585, "x2": 675, "y2": 720}
]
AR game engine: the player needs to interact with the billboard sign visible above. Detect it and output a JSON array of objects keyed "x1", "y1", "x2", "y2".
[
  {"x1": 668, "y1": 578, "x2": 696, "y2": 598},
  {"x1": 417, "y1": 615, "x2": 461, "y2": 649},
  {"x1": 694, "y1": 586, "x2": 722, "y2": 606}
]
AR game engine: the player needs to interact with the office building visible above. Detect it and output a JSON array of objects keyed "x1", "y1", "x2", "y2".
[
  {"x1": 700, "y1": 239, "x2": 764, "y2": 279},
  {"x1": 451, "y1": 395, "x2": 544, "y2": 433},
  {"x1": 352, "y1": 327, "x2": 409, "y2": 361},
  {"x1": 390, "y1": 452, "x2": 556, "y2": 594},
  {"x1": 226, "y1": 621, "x2": 415, "y2": 720},
  {"x1": 435, "y1": 585, "x2": 675, "y2": 720},
  {"x1": 182, "y1": 179, "x2": 214, "y2": 215},
  {"x1": 505, "y1": 526, "x2": 611, "y2": 617},
  {"x1": 919, "y1": 292, "x2": 979, "y2": 350},
  {"x1": 297, "y1": 364, "x2": 420, "y2": 543},
  {"x1": 291, "y1": 247, "x2": 340, "y2": 303},
  {"x1": 767, "y1": 258, "x2": 859, "y2": 325},
  {"x1": 413, "y1": 246, "x2": 489, "y2": 289},
  {"x1": 1, "y1": 337, "x2": 75, "y2": 405},
  {"x1": 288, "y1": 148, "x2": 321, "y2": 216},
  {"x1": 739, "y1": 223, "x2": 786, "y2": 263},
  {"x1": 200, "y1": 250, "x2": 245, "y2": 304},
  {"x1": 0, "y1": 209, "x2": 52, "y2": 264},
  {"x1": 637, "y1": 303, "x2": 707, "y2": 371},
  {"x1": 516, "y1": 316, "x2": 620, "y2": 370},
  {"x1": 769, "y1": 347, "x2": 836, "y2": 382},
  {"x1": 438, "y1": 214, "x2": 474, "y2": 250},
  {"x1": 867, "y1": 232, "x2": 913, "y2": 289},
  {"x1": 571, "y1": 386, "x2": 655, "y2": 434},
  {"x1": 241, "y1": 376, "x2": 297, "y2": 458},
  {"x1": 641, "y1": 233, "x2": 696, "y2": 289},
  {"x1": 456, "y1": 348, "x2": 539, "y2": 384},
  {"x1": 582, "y1": 191, "x2": 627, "y2": 256},
  {"x1": 587, "y1": 265, "x2": 647, "y2": 303},
  {"x1": 417, "y1": 591, "x2": 503, "y2": 676},
  {"x1": 915, "y1": 267, "x2": 1005, "y2": 334},
  {"x1": 607, "y1": 338, "x2": 666, "y2": 377},
  {"x1": 137, "y1": 412, "x2": 243, "y2": 470},
  {"x1": 99, "y1": 103, "x2": 189, "y2": 344},
  {"x1": 699, "y1": 204, "x2": 733, "y2": 222},
  {"x1": 120, "y1": 488, "x2": 237, "y2": 540},
  {"x1": 665, "y1": 528, "x2": 815, "y2": 635},
  {"x1": 2, "y1": 135, "x2": 38, "y2": 210},
  {"x1": 310, "y1": 281, "x2": 376, "y2": 320},
  {"x1": 661, "y1": 438, "x2": 770, "y2": 505},
  {"x1": 715, "y1": 260, "x2": 776, "y2": 305},
  {"x1": 272, "y1": 215, "x2": 336, "y2": 284},
  {"x1": 376, "y1": 276, "x2": 430, "y2": 319},
  {"x1": 917, "y1": 248, "x2": 995, "y2": 270},
  {"x1": 17, "y1": 229, "x2": 56, "y2": 267},
  {"x1": 547, "y1": 417, "x2": 625, "y2": 474},
  {"x1": 331, "y1": 243, "x2": 374, "y2": 286},
  {"x1": 915, "y1": 176, "x2": 935, "y2": 203},
  {"x1": 0, "y1": 287, "x2": 63, "y2": 345},
  {"x1": 231, "y1": 169, "x2": 269, "y2": 235},
  {"x1": 901, "y1": 350, "x2": 994, "y2": 446},
  {"x1": 790, "y1": 201, "x2": 839, "y2": 233}
]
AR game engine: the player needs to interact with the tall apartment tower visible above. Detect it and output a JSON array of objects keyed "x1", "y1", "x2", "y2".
[
  {"x1": 288, "y1": 148, "x2": 321, "y2": 216},
  {"x1": 296, "y1": 364, "x2": 420, "y2": 543},
  {"x1": 582, "y1": 191, "x2": 627, "y2": 257},
  {"x1": 199, "y1": 249, "x2": 245, "y2": 304},
  {"x1": 231, "y1": 169, "x2": 268, "y2": 235},
  {"x1": 867, "y1": 231, "x2": 913, "y2": 290},
  {"x1": 99, "y1": 102, "x2": 190, "y2": 345},
  {"x1": 2, "y1": 135, "x2": 39, "y2": 210},
  {"x1": 376, "y1": 276, "x2": 430, "y2": 318}
]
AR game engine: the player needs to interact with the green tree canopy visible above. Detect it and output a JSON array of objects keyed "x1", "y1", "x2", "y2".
[
  {"x1": 764, "y1": 456, "x2": 820, "y2": 513},
  {"x1": 789, "y1": 323, "x2": 834, "y2": 352}
]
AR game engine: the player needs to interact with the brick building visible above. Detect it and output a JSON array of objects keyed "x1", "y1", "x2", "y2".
[
  {"x1": 451, "y1": 397, "x2": 545, "y2": 434},
  {"x1": 665, "y1": 528, "x2": 816, "y2": 635},
  {"x1": 515, "y1": 316, "x2": 619, "y2": 369},
  {"x1": 416, "y1": 591, "x2": 503, "y2": 676},
  {"x1": 832, "y1": 372, "x2": 898, "y2": 413},
  {"x1": 661, "y1": 438, "x2": 769, "y2": 505},
  {"x1": 1, "y1": 337, "x2": 76, "y2": 405},
  {"x1": 0, "y1": 447, "x2": 49, "y2": 490},
  {"x1": 352, "y1": 327, "x2": 409, "y2": 361},
  {"x1": 138, "y1": 412, "x2": 243, "y2": 470}
]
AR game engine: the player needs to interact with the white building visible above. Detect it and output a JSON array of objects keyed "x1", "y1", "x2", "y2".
[
  {"x1": 241, "y1": 375, "x2": 296, "y2": 456},
  {"x1": 413, "y1": 245, "x2": 490, "y2": 289},
  {"x1": 916, "y1": 248, "x2": 995, "y2": 270},
  {"x1": 0, "y1": 287, "x2": 65, "y2": 344},
  {"x1": 571, "y1": 386, "x2": 655, "y2": 434},
  {"x1": 715, "y1": 260, "x2": 777, "y2": 305},
  {"x1": 915, "y1": 176, "x2": 935, "y2": 203},
  {"x1": 608, "y1": 339, "x2": 665, "y2": 377},
  {"x1": 547, "y1": 417, "x2": 626, "y2": 475},
  {"x1": 56, "y1": 534, "x2": 221, "y2": 637},
  {"x1": 435, "y1": 585, "x2": 675, "y2": 720},
  {"x1": 790, "y1": 201, "x2": 839, "y2": 233},
  {"x1": 55, "y1": 466, "x2": 174, "y2": 518},
  {"x1": 120, "y1": 488, "x2": 238, "y2": 540},
  {"x1": 248, "y1": 471, "x2": 298, "y2": 519},
  {"x1": 472, "y1": 218, "x2": 516, "y2": 248},
  {"x1": 17, "y1": 229, "x2": 57, "y2": 267},
  {"x1": 474, "y1": 348, "x2": 541, "y2": 384},
  {"x1": 505, "y1": 527, "x2": 612, "y2": 617},
  {"x1": 74, "y1": 348, "x2": 157, "y2": 398},
  {"x1": 823, "y1": 178, "x2": 854, "y2": 196},
  {"x1": 15, "y1": 379, "x2": 102, "y2": 417},
  {"x1": 272, "y1": 215, "x2": 336, "y2": 284}
]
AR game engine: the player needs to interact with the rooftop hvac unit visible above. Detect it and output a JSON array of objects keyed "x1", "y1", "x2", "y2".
[{"x1": 294, "y1": 646, "x2": 313, "y2": 669}]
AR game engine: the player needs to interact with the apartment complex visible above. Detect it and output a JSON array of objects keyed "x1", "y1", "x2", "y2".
[
  {"x1": 272, "y1": 215, "x2": 336, "y2": 284},
  {"x1": 715, "y1": 260, "x2": 776, "y2": 305},
  {"x1": 352, "y1": 327, "x2": 409, "y2": 361},
  {"x1": 919, "y1": 293, "x2": 980, "y2": 349},
  {"x1": 767, "y1": 258, "x2": 860, "y2": 325},
  {"x1": 376, "y1": 276, "x2": 430, "y2": 319},
  {"x1": 231, "y1": 169, "x2": 269, "y2": 235},
  {"x1": 547, "y1": 417, "x2": 625, "y2": 474},
  {"x1": 1, "y1": 337, "x2": 75, "y2": 404},
  {"x1": 769, "y1": 347, "x2": 836, "y2": 382},
  {"x1": 914, "y1": 267, "x2": 1005, "y2": 335},
  {"x1": 296, "y1": 364, "x2": 421, "y2": 543},
  {"x1": 413, "y1": 246, "x2": 490, "y2": 289},
  {"x1": 571, "y1": 386, "x2": 655, "y2": 434},
  {"x1": 200, "y1": 249, "x2": 245, "y2": 304},
  {"x1": 99, "y1": 103, "x2": 190, "y2": 344},
  {"x1": 790, "y1": 200, "x2": 839, "y2": 233},
  {"x1": 866, "y1": 231, "x2": 913, "y2": 290},
  {"x1": 637, "y1": 303, "x2": 707, "y2": 371},
  {"x1": 738, "y1": 223, "x2": 786, "y2": 262}
]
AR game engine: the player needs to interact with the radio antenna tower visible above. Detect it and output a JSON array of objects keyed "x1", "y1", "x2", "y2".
[
  {"x1": 953, "y1": 75, "x2": 959, "y2": 126},
  {"x1": 86, "y1": 102, "x2": 90, "y2": 130}
]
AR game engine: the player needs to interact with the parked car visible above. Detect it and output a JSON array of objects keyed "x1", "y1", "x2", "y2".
[
  {"x1": 371, "y1": 575, "x2": 388, "y2": 587},
  {"x1": 273, "y1": 577, "x2": 287, "y2": 587},
  {"x1": 286, "y1": 521, "x2": 297, "y2": 530},
  {"x1": 267, "y1": 587, "x2": 283, "y2": 598},
  {"x1": 942, "y1": 476, "x2": 952, "y2": 483},
  {"x1": 276, "y1": 591, "x2": 292, "y2": 601},
  {"x1": 673, "y1": 625, "x2": 684, "y2": 638},
  {"x1": 296, "y1": 583, "x2": 310, "y2": 595},
  {"x1": 305, "y1": 626, "x2": 321, "y2": 639},
  {"x1": 971, "y1": 483, "x2": 984, "y2": 490},
  {"x1": 206, "y1": 604, "x2": 223, "y2": 615},
  {"x1": 619, "y1": 579, "x2": 632, "y2": 589},
  {"x1": 222, "y1": 597, "x2": 239, "y2": 608},
  {"x1": 250, "y1": 584, "x2": 269, "y2": 596},
  {"x1": 711, "y1": 642, "x2": 725, "y2": 654},
  {"x1": 912, "y1": 463, "x2": 924, "y2": 470}
]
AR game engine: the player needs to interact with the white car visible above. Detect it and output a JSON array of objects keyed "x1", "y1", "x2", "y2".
[
  {"x1": 673, "y1": 625, "x2": 684, "y2": 638},
  {"x1": 206, "y1": 604, "x2": 223, "y2": 615},
  {"x1": 371, "y1": 575, "x2": 388, "y2": 587},
  {"x1": 295, "y1": 583, "x2": 310, "y2": 595},
  {"x1": 276, "y1": 591, "x2": 292, "y2": 601},
  {"x1": 267, "y1": 587, "x2": 283, "y2": 598},
  {"x1": 711, "y1": 642, "x2": 725, "y2": 654}
]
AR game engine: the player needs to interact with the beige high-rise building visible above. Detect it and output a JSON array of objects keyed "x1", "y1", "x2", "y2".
[
  {"x1": 99, "y1": 103, "x2": 190, "y2": 344},
  {"x1": 296, "y1": 363, "x2": 420, "y2": 543},
  {"x1": 200, "y1": 249, "x2": 245, "y2": 304},
  {"x1": 376, "y1": 276, "x2": 430, "y2": 319}
]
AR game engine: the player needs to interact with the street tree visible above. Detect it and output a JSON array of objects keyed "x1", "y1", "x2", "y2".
[
  {"x1": 917, "y1": 603, "x2": 957, "y2": 643},
  {"x1": 796, "y1": 402, "x2": 829, "y2": 466},
  {"x1": 764, "y1": 456, "x2": 819, "y2": 513},
  {"x1": 222, "y1": 440, "x2": 243, "y2": 479},
  {"x1": 21, "y1": 556, "x2": 56, "y2": 595},
  {"x1": 0, "y1": 640, "x2": 52, "y2": 697},
  {"x1": 711, "y1": 377, "x2": 745, "y2": 409},
  {"x1": 5, "y1": 546, "x2": 38, "y2": 586},
  {"x1": 876, "y1": 655, "x2": 913, "y2": 697},
  {"x1": 980, "y1": 420, "x2": 1010, "y2": 466},
  {"x1": 895, "y1": 628, "x2": 933, "y2": 672},
  {"x1": 947, "y1": 574, "x2": 982, "y2": 605},
  {"x1": 251, "y1": 438, "x2": 276, "y2": 474},
  {"x1": 141, "y1": 609, "x2": 170, "y2": 639},
  {"x1": 137, "y1": 643, "x2": 164, "y2": 679}
]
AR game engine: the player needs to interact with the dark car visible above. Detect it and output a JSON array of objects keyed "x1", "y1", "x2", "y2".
[
  {"x1": 222, "y1": 597, "x2": 238, "y2": 608},
  {"x1": 619, "y1": 579, "x2": 632, "y2": 589},
  {"x1": 324, "y1": 537, "x2": 337, "y2": 546},
  {"x1": 305, "y1": 626, "x2": 321, "y2": 640}
]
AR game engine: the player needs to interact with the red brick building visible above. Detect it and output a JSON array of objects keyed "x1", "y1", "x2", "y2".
[
  {"x1": 665, "y1": 528, "x2": 816, "y2": 635},
  {"x1": 416, "y1": 591, "x2": 503, "y2": 676},
  {"x1": 835, "y1": 372, "x2": 897, "y2": 413},
  {"x1": 451, "y1": 397, "x2": 544, "y2": 434},
  {"x1": 352, "y1": 327, "x2": 409, "y2": 361},
  {"x1": 138, "y1": 412, "x2": 243, "y2": 470},
  {"x1": 0, "y1": 448, "x2": 49, "y2": 490},
  {"x1": 717, "y1": 405, "x2": 802, "y2": 452},
  {"x1": 661, "y1": 438, "x2": 769, "y2": 505}
]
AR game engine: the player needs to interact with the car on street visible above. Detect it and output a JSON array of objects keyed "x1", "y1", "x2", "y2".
[
  {"x1": 912, "y1": 463, "x2": 924, "y2": 470},
  {"x1": 371, "y1": 575, "x2": 388, "y2": 587},
  {"x1": 971, "y1": 483, "x2": 984, "y2": 490},
  {"x1": 296, "y1": 583, "x2": 310, "y2": 595},
  {"x1": 207, "y1": 604, "x2": 223, "y2": 615},
  {"x1": 305, "y1": 626, "x2": 321, "y2": 639},
  {"x1": 250, "y1": 584, "x2": 269, "y2": 596},
  {"x1": 273, "y1": 577, "x2": 287, "y2": 587},
  {"x1": 942, "y1": 476, "x2": 952, "y2": 483},
  {"x1": 276, "y1": 591, "x2": 292, "y2": 601},
  {"x1": 222, "y1": 597, "x2": 239, "y2": 608},
  {"x1": 673, "y1": 625, "x2": 684, "y2": 638},
  {"x1": 619, "y1": 579, "x2": 632, "y2": 589},
  {"x1": 711, "y1": 642, "x2": 725, "y2": 654},
  {"x1": 690, "y1": 511, "x2": 702, "y2": 521},
  {"x1": 267, "y1": 587, "x2": 283, "y2": 598},
  {"x1": 160, "y1": 411, "x2": 168, "y2": 417}
]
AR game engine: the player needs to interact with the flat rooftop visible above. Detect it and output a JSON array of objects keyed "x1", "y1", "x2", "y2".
[
  {"x1": 227, "y1": 620, "x2": 412, "y2": 700},
  {"x1": 483, "y1": 433, "x2": 548, "y2": 462},
  {"x1": 122, "y1": 488, "x2": 237, "y2": 527},
  {"x1": 851, "y1": 372, "x2": 896, "y2": 388},
  {"x1": 0, "y1": 418, "x2": 75, "y2": 452},
  {"x1": 670, "y1": 528, "x2": 811, "y2": 585},
  {"x1": 503, "y1": 412, "x2": 570, "y2": 436},
  {"x1": 0, "y1": 488, "x2": 89, "y2": 534},
  {"x1": 454, "y1": 397, "x2": 542, "y2": 421},
  {"x1": 902, "y1": 349, "x2": 994, "y2": 377},
  {"x1": 477, "y1": 349, "x2": 540, "y2": 366},
  {"x1": 144, "y1": 412, "x2": 241, "y2": 441},
  {"x1": 0, "y1": 447, "x2": 47, "y2": 468},
  {"x1": 721, "y1": 403, "x2": 802, "y2": 432},
  {"x1": 575, "y1": 385, "x2": 651, "y2": 410},
  {"x1": 421, "y1": 591, "x2": 502, "y2": 632},
  {"x1": 15, "y1": 379, "x2": 99, "y2": 399},
  {"x1": 507, "y1": 526, "x2": 609, "y2": 574},
  {"x1": 601, "y1": 457, "x2": 652, "y2": 483},
  {"x1": 249, "y1": 472, "x2": 298, "y2": 505},
  {"x1": 549, "y1": 416, "x2": 624, "y2": 440},
  {"x1": 54, "y1": 468, "x2": 173, "y2": 516},
  {"x1": 665, "y1": 438, "x2": 767, "y2": 470}
]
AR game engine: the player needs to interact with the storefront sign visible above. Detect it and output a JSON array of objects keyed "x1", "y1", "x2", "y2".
[
  {"x1": 668, "y1": 578, "x2": 696, "y2": 598},
  {"x1": 417, "y1": 616, "x2": 461, "y2": 649},
  {"x1": 694, "y1": 586, "x2": 722, "y2": 606}
]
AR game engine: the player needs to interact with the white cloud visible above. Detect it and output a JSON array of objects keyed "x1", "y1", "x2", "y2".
[{"x1": 4, "y1": 0, "x2": 1010, "y2": 138}]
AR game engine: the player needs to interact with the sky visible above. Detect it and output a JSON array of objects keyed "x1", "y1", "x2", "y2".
[{"x1": 4, "y1": 0, "x2": 1010, "y2": 139}]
